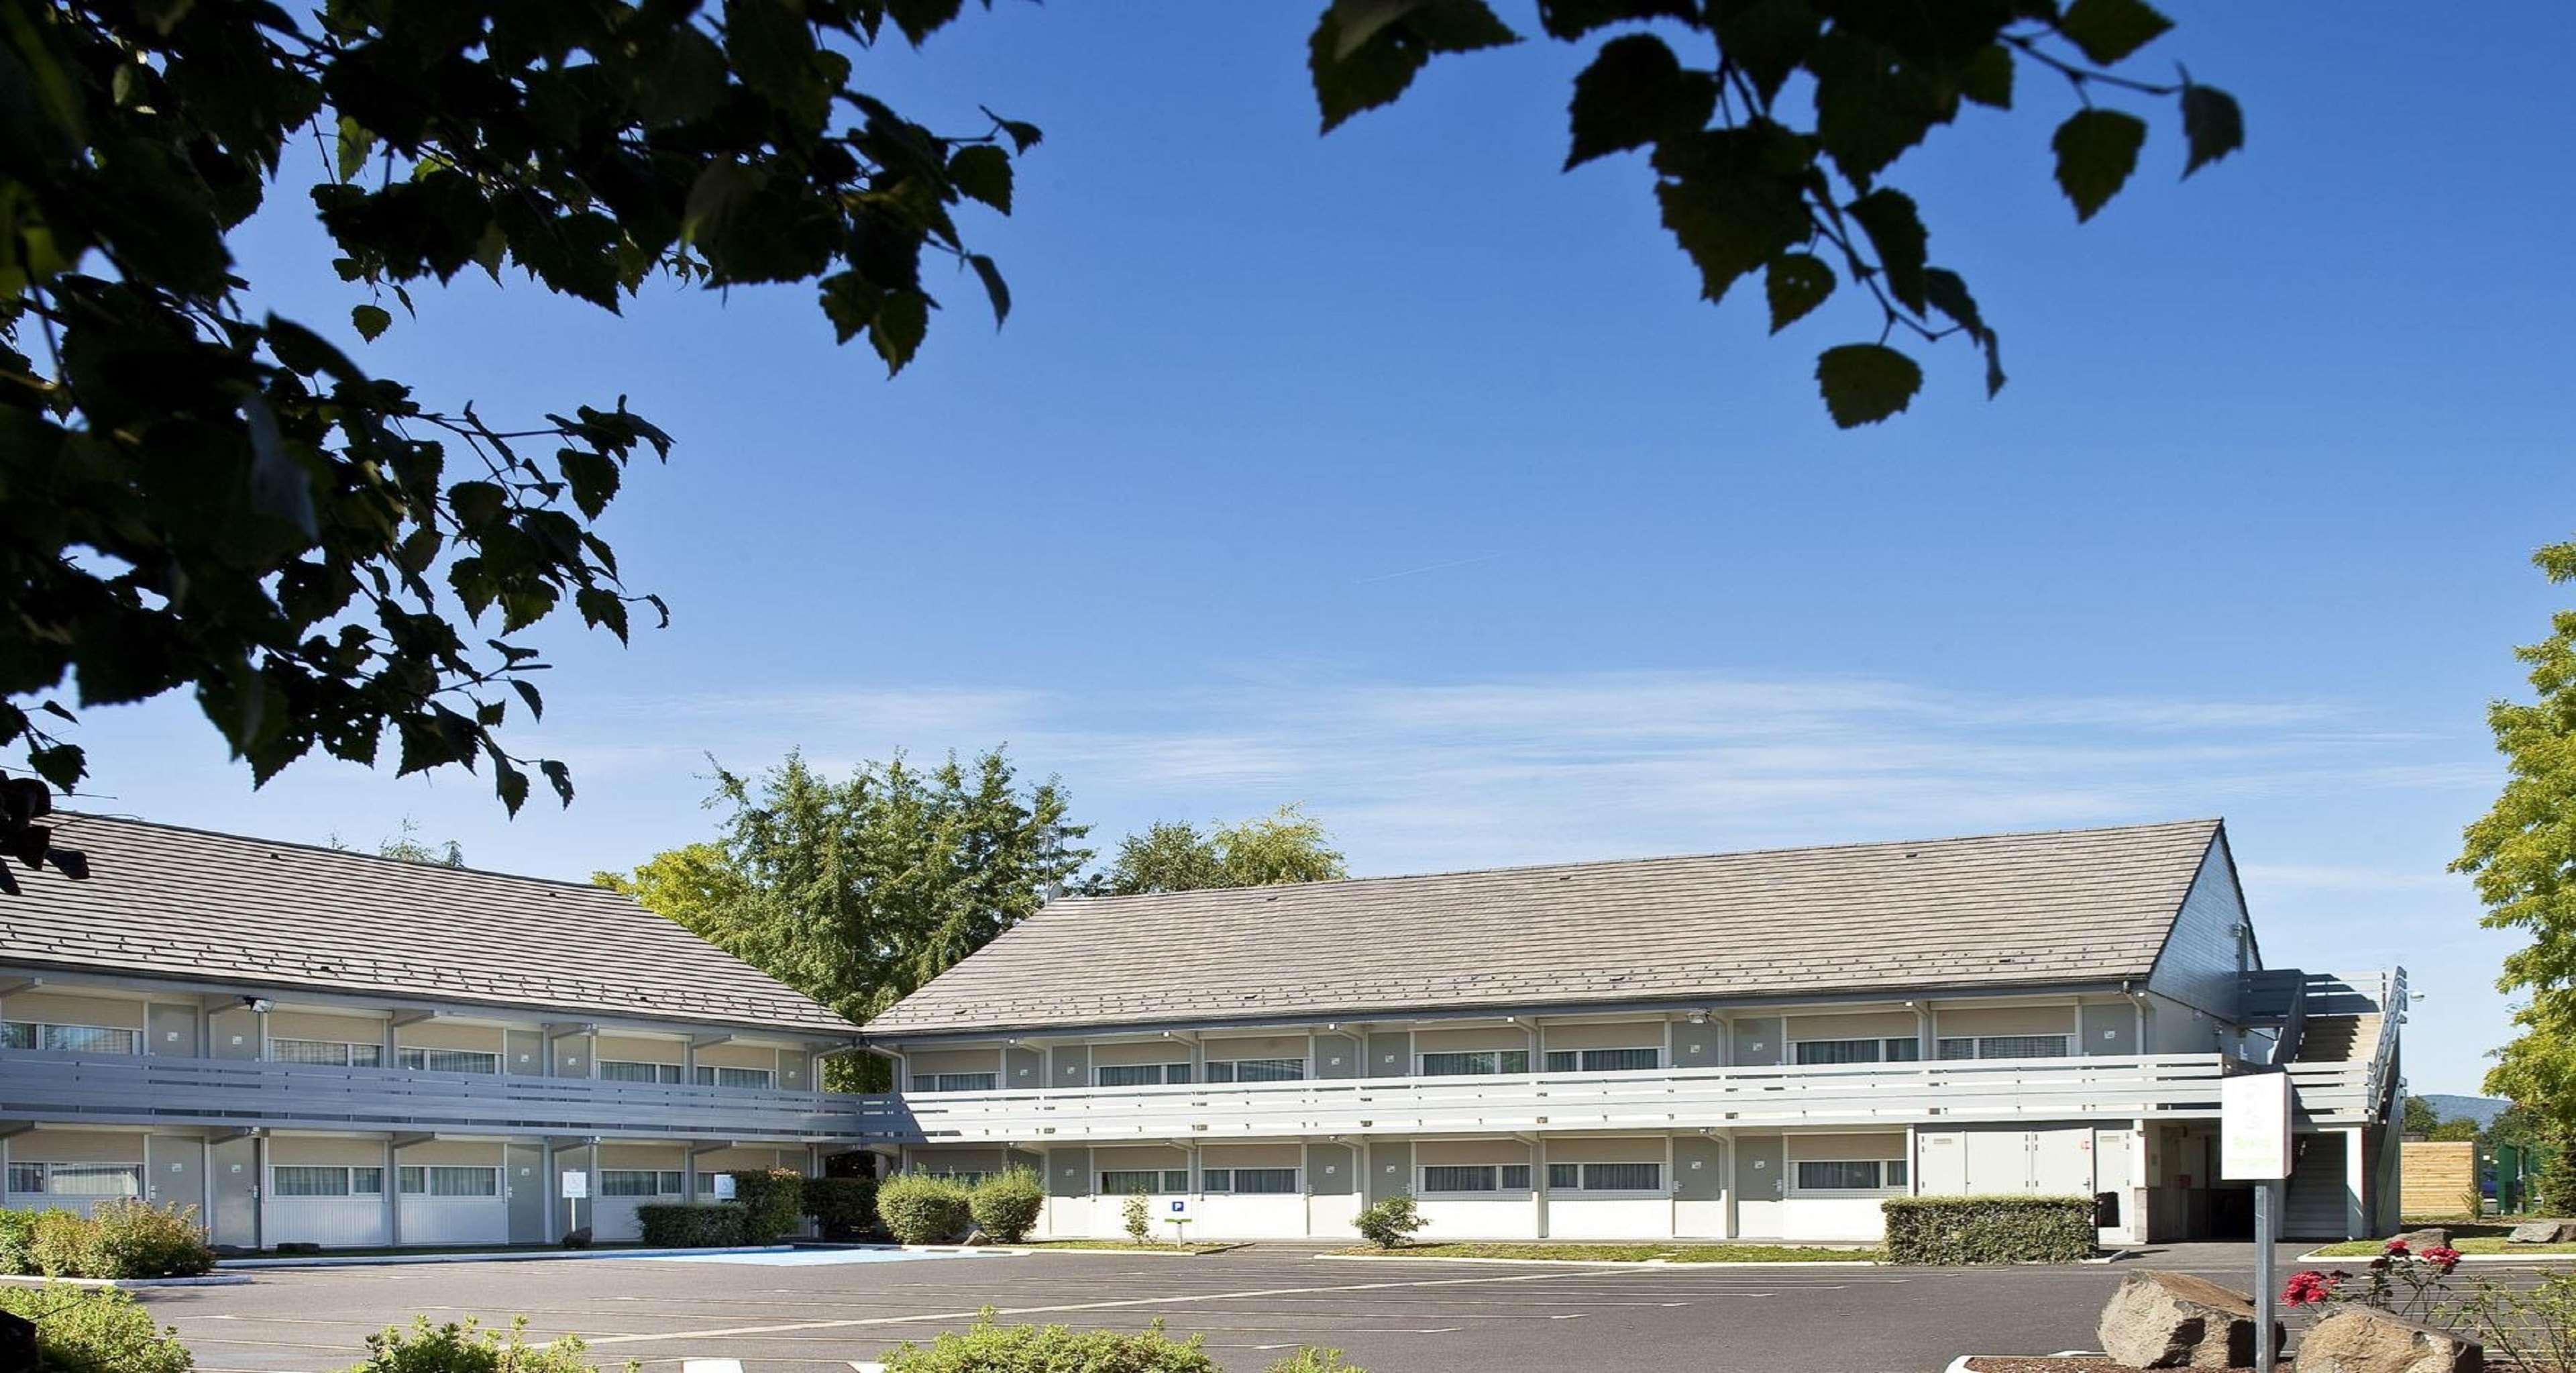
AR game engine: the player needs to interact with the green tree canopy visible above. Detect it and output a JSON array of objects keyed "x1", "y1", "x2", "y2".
[
  {"x1": 596, "y1": 747, "x2": 1090, "y2": 1034},
  {"x1": 330, "y1": 816, "x2": 465, "y2": 868},
  {"x1": 2404, "y1": 1095, "x2": 2440, "y2": 1136},
  {"x1": 1099, "y1": 804, "x2": 1348, "y2": 895},
  {"x1": 2459, "y1": 540, "x2": 2576, "y2": 1211}
]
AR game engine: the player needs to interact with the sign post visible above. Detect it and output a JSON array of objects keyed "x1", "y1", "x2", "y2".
[
  {"x1": 559, "y1": 1168, "x2": 589, "y2": 1237},
  {"x1": 2221, "y1": 1070, "x2": 2292, "y2": 1373}
]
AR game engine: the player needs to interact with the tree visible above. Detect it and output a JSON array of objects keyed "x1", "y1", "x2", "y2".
[
  {"x1": 6, "y1": 0, "x2": 2244, "y2": 816},
  {"x1": 596, "y1": 746, "x2": 1090, "y2": 1085},
  {"x1": 2458, "y1": 540, "x2": 2576, "y2": 1215},
  {"x1": 328, "y1": 816, "x2": 464, "y2": 867},
  {"x1": 2426, "y1": 1118, "x2": 2481, "y2": 1144},
  {"x1": 2404, "y1": 1095, "x2": 2440, "y2": 1137},
  {"x1": 1312, "y1": 0, "x2": 2244, "y2": 427},
  {"x1": 1100, "y1": 805, "x2": 1347, "y2": 895}
]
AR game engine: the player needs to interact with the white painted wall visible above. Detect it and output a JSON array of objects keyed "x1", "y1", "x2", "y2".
[
  {"x1": 268, "y1": 1198, "x2": 386, "y2": 1248},
  {"x1": 398, "y1": 1199, "x2": 508, "y2": 1245},
  {"x1": 1546, "y1": 1198, "x2": 1669, "y2": 1240},
  {"x1": 1780, "y1": 1197, "x2": 1884, "y2": 1240},
  {"x1": 1418, "y1": 1197, "x2": 1538, "y2": 1240},
  {"x1": 1674, "y1": 1199, "x2": 1727, "y2": 1238}
]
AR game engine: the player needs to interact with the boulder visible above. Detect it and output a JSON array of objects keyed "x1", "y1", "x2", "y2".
[
  {"x1": 2392, "y1": 1227, "x2": 2452, "y2": 1250},
  {"x1": 961, "y1": 1228, "x2": 991, "y2": 1248},
  {"x1": 2098, "y1": 1270, "x2": 2286, "y2": 1369},
  {"x1": 2508, "y1": 1220, "x2": 2576, "y2": 1243},
  {"x1": 561, "y1": 1226, "x2": 594, "y2": 1250},
  {"x1": 2297, "y1": 1306, "x2": 2483, "y2": 1373},
  {"x1": 0, "y1": 1311, "x2": 34, "y2": 1370}
]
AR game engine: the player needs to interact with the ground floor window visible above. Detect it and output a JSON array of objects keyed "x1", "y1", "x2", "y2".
[
  {"x1": 398, "y1": 1166, "x2": 500, "y2": 1197},
  {"x1": 1202, "y1": 1167, "x2": 1299, "y2": 1194},
  {"x1": 1792, "y1": 1037, "x2": 1920, "y2": 1065},
  {"x1": 912, "y1": 1072, "x2": 997, "y2": 1092},
  {"x1": 1546, "y1": 1162, "x2": 1662, "y2": 1192},
  {"x1": 601, "y1": 1170, "x2": 686, "y2": 1197},
  {"x1": 1542, "y1": 1046, "x2": 1664, "y2": 1072},
  {"x1": 1095, "y1": 1062, "x2": 1190, "y2": 1087},
  {"x1": 695, "y1": 1065, "x2": 775, "y2": 1089},
  {"x1": 1935, "y1": 1034, "x2": 2070, "y2": 1060},
  {"x1": 599, "y1": 1060, "x2": 684, "y2": 1084},
  {"x1": 1419, "y1": 1050, "x2": 1529, "y2": 1076},
  {"x1": 272, "y1": 1165, "x2": 385, "y2": 1197},
  {"x1": 272, "y1": 1038, "x2": 387, "y2": 1068},
  {"x1": 1419, "y1": 1164, "x2": 1532, "y2": 1193},
  {"x1": 1792, "y1": 1158, "x2": 1909, "y2": 1192},
  {"x1": 1099, "y1": 1169, "x2": 1189, "y2": 1194},
  {"x1": 397, "y1": 1048, "x2": 499, "y2": 1074},
  {"x1": 1204, "y1": 1058, "x2": 1305, "y2": 1082},
  {"x1": 5, "y1": 1162, "x2": 143, "y2": 1197},
  {"x1": 1, "y1": 1021, "x2": 140, "y2": 1055}
]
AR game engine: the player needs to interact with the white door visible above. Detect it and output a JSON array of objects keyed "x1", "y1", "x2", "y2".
[
  {"x1": 2031, "y1": 1128, "x2": 2095, "y2": 1196},
  {"x1": 1964, "y1": 1130, "x2": 2029, "y2": 1194},
  {"x1": 1917, "y1": 1131, "x2": 1968, "y2": 1194}
]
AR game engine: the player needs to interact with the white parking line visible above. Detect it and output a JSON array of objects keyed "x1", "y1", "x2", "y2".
[{"x1": 680, "y1": 1361, "x2": 746, "y2": 1373}]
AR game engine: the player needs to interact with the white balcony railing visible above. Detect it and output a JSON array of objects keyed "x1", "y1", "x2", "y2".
[
  {"x1": 890, "y1": 1050, "x2": 2383, "y2": 1146},
  {"x1": 0, "y1": 1050, "x2": 900, "y2": 1143}
]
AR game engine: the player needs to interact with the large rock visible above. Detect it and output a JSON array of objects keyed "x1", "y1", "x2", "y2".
[
  {"x1": 2392, "y1": 1227, "x2": 2453, "y2": 1250},
  {"x1": 2507, "y1": 1220, "x2": 2576, "y2": 1243},
  {"x1": 2098, "y1": 1270, "x2": 2286, "y2": 1369},
  {"x1": 0, "y1": 1311, "x2": 34, "y2": 1371},
  {"x1": 2298, "y1": 1307, "x2": 2483, "y2": 1373}
]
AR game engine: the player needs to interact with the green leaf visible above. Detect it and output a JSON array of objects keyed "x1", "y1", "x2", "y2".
[
  {"x1": 1764, "y1": 252, "x2": 1835, "y2": 333},
  {"x1": 1652, "y1": 128, "x2": 1814, "y2": 306},
  {"x1": 2057, "y1": 0, "x2": 2174, "y2": 65},
  {"x1": 1961, "y1": 44, "x2": 2013, "y2": 109},
  {"x1": 541, "y1": 759, "x2": 574, "y2": 807},
  {"x1": 1815, "y1": 343, "x2": 1923, "y2": 428},
  {"x1": 494, "y1": 754, "x2": 529, "y2": 817},
  {"x1": 725, "y1": 0, "x2": 830, "y2": 133},
  {"x1": 1846, "y1": 189, "x2": 1928, "y2": 314},
  {"x1": 576, "y1": 587, "x2": 631, "y2": 643},
  {"x1": 871, "y1": 289, "x2": 930, "y2": 374},
  {"x1": 967, "y1": 254, "x2": 1010, "y2": 327},
  {"x1": 1564, "y1": 35, "x2": 1717, "y2": 170},
  {"x1": 351, "y1": 304, "x2": 391, "y2": 342},
  {"x1": 555, "y1": 448, "x2": 621, "y2": 520},
  {"x1": 1711, "y1": 0, "x2": 1821, "y2": 105},
  {"x1": 1921, "y1": 267, "x2": 1988, "y2": 342},
  {"x1": 1309, "y1": 0, "x2": 1519, "y2": 134},
  {"x1": 947, "y1": 145, "x2": 1013, "y2": 213},
  {"x1": 1809, "y1": 30, "x2": 1949, "y2": 186},
  {"x1": 2052, "y1": 109, "x2": 2147, "y2": 221},
  {"x1": 2180, "y1": 84, "x2": 2244, "y2": 177},
  {"x1": 26, "y1": 744, "x2": 83, "y2": 793},
  {"x1": 513, "y1": 680, "x2": 545, "y2": 723},
  {"x1": 682, "y1": 160, "x2": 762, "y2": 246}
]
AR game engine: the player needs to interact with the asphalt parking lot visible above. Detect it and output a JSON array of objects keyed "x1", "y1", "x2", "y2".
[{"x1": 137, "y1": 1243, "x2": 2548, "y2": 1373}]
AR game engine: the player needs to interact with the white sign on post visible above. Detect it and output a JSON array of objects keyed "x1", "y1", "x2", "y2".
[
  {"x1": 2220, "y1": 1071, "x2": 2292, "y2": 1180},
  {"x1": 559, "y1": 1169, "x2": 590, "y2": 1200},
  {"x1": 711, "y1": 1174, "x2": 737, "y2": 1200}
]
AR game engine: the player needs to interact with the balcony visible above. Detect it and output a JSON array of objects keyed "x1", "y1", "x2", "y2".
[
  {"x1": 888, "y1": 1048, "x2": 2388, "y2": 1146},
  {"x1": 0, "y1": 1050, "x2": 898, "y2": 1143}
]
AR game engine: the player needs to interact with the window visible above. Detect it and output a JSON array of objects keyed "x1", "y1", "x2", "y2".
[
  {"x1": 1095, "y1": 1063, "x2": 1189, "y2": 1087},
  {"x1": 4, "y1": 1163, "x2": 40, "y2": 1194},
  {"x1": 599, "y1": 1060, "x2": 684, "y2": 1084},
  {"x1": 1421, "y1": 1165, "x2": 1499, "y2": 1192},
  {"x1": 1204, "y1": 1058, "x2": 1305, "y2": 1083},
  {"x1": 397, "y1": 1048, "x2": 498, "y2": 1074},
  {"x1": 1501, "y1": 1164, "x2": 1532, "y2": 1190},
  {"x1": 602, "y1": 1170, "x2": 682, "y2": 1197},
  {"x1": 273, "y1": 1038, "x2": 385, "y2": 1067},
  {"x1": 1544, "y1": 1161, "x2": 1660, "y2": 1191},
  {"x1": 1793, "y1": 1158, "x2": 1909, "y2": 1192},
  {"x1": 399, "y1": 1166, "x2": 499, "y2": 1197},
  {"x1": 694, "y1": 1066, "x2": 775, "y2": 1089},
  {"x1": 1546, "y1": 1162, "x2": 1578, "y2": 1189},
  {"x1": 42, "y1": 1164, "x2": 145, "y2": 1197},
  {"x1": 1542, "y1": 1046, "x2": 1661, "y2": 1072},
  {"x1": 3, "y1": 1021, "x2": 140, "y2": 1055},
  {"x1": 1098, "y1": 1169, "x2": 1188, "y2": 1194},
  {"x1": 1201, "y1": 1167, "x2": 1299, "y2": 1194},
  {"x1": 354, "y1": 1167, "x2": 384, "y2": 1194},
  {"x1": 1793, "y1": 1037, "x2": 1920, "y2": 1066},
  {"x1": 1418, "y1": 1050, "x2": 1530, "y2": 1076},
  {"x1": 1935, "y1": 1034, "x2": 2070, "y2": 1060},
  {"x1": 273, "y1": 1166, "x2": 351, "y2": 1197},
  {"x1": 912, "y1": 1072, "x2": 997, "y2": 1093}
]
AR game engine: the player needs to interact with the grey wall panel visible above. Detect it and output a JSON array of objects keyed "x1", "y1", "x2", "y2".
[
  {"x1": 207, "y1": 1006, "x2": 259, "y2": 1060},
  {"x1": 2144, "y1": 833, "x2": 2248, "y2": 1021},
  {"x1": 1674, "y1": 1135, "x2": 1725, "y2": 1201},
  {"x1": 2081, "y1": 1003, "x2": 2138, "y2": 1057},
  {"x1": 1366, "y1": 1140, "x2": 1411, "y2": 1205},
  {"x1": 1735, "y1": 1135, "x2": 1784, "y2": 1203},
  {"x1": 1365, "y1": 1032, "x2": 1410, "y2": 1078},
  {"x1": 505, "y1": 1029, "x2": 544, "y2": 1076},
  {"x1": 506, "y1": 1144, "x2": 546, "y2": 1242},
  {"x1": 1305, "y1": 1142, "x2": 1356, "y2": 1196},
  {"x1": 147, "y1": 1004, "x2": 199, "y2": 1058},
  {"x1": 1004, "y1": 1047, "x2": 1043, "y2": 1090},
  {"x1": 208, "y1": 1136, "x2": 258, "y2": 1248},
  {"x1": 1672, "y1": 1021, "x2": 1721, "y2": 1068},
  {"x1": 1732, "y1": 1017, "x2": 1784, "y2": 1066},
  {"x1": 146, "y1": 1135, "x2": 202, "y2": 1212},
  {"x1": 1313, "y1": 1033, "x2": 1361, "y2": 1079},
  {"x1": 1050, "y1": 1147, "x2": 1092, "y2": 1196},
  {"x1": 1052, "y1": 1044, "x2": 1090, "y2": 1088}
]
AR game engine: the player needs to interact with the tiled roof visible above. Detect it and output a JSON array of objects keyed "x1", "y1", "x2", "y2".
[
  {"x1": 868, "y1": 819, "x2": 2228, "y2": 1037},
  {"x1": 0, "y1": 813, "x2": 857, "y2": 1037}
]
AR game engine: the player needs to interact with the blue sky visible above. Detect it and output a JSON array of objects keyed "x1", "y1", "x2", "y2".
[{"x1": 52, "y1": 3, "x2": 2576, "y2": 1095}]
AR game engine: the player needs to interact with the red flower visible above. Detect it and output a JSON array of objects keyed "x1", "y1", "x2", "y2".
[
  {"x1": 2423, "y1": 1245, "x2": 2463, "y2": 1274},
  {"x1": 2283, "y1": 1270, "x2": 2339, "y2": 1307},
  {"x1": 2384, "y1": 1238, "x2": 2411, "y2": 1256}
]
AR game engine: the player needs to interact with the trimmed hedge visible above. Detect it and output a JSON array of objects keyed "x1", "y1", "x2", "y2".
[
  {"x1": 727, "y1": 1168, "x2": 806, "y2": 1244},
  {"x1": 1881, "y1": 1194, "x2": 2096, "y2": 1264},
  {"x1": 805, "y1": 1176, "x2": 879, "y2": 1239},
  {"x1": 637, "y1": 1203, "x2": 748, "y2": 1248},
  {"x1": 1, "y1": 1201, "x2": 215, "y2": 1278},
  {"x1": 347, "y1": 1314, "x2": 614, "y2": 1372},
  {"x1": 883, "y1": 1316, "x2": 1218, "y2": 1372},
  {"x1": 0, "y1": 1282, "x2": 196, "y2": 1373},
  {"x1": 967, "y1": 1168, "x2": 1044, "y2": 1243},
  {"x1": 879, "y1": 1174, "x2": 973, "y2": 1245}
]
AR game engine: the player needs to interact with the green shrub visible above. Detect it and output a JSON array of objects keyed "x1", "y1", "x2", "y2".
[
  {"x1": 30, "y1": 1209, "x2": 91, "y2": 1277},
  {"x1": 635, "y1": 1204, "x2": 746, "y2": 1248},
  {"x1": 83, "y1": 1199, "x2": 217, "y2": 1278},
  {"x1": 877, "y1": 1174, "x2": 973, "y2": 1245},
  {"x1": 0, "y1": 1282, "x2": 195, "y2": 1373},
  {"x1": 724, "y1": 1169, "x2": 806, "y2": 1244},
  {"x1": 881, "y1": 1314, "x2": 1215, "y2": 1372},
  {"x1": 967, "y1": 1168, "x2": 1044, "y2": 1243},
  {"x1": 1258, "y1": 1341, "x2": 1348, "y2": 1370},
  {"x1": 0, "y1": 1209, "x2": 39, "y2": 1274},
  {"x1": 804, "y1": 1176, "x2": 878, "y2": 1239},
  {"x1": 1353, "y1": 1195, "x2": 1423, "y2": 1250},
  {"x1": 342, "y1": 1314, "x2": 637, "y2": 1372},
  {"x1": 1880, "y1": 1194, "x2": 2096, "y2": 1264},
  {"x1": 1122, "y1": 1192, "x2": 1152, "y2": 1245}
]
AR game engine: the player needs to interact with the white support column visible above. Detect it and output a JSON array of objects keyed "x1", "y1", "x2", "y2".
[
  {"x1": 2343, "y1": 1126, "x2": 2367, "y2": 1239},
  {"x1": 384, "y1": 1138, "x2": 400, "y2": 1248}
]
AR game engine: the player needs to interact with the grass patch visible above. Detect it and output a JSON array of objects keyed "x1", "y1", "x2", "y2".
[
  {"x1": 1006, "y1": 1240, "x2": 1242, "y2": 1254},
  {"x1": 2307, "y1": 1237, "x2": 2576, "y2": 1256},
  {"x1": 1334, "y1": 1241, "x2": 1878, "y2": 1263}
]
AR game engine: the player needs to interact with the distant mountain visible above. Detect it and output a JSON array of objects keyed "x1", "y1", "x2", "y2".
[{"x1": 2421, "y1": 1093, "x2": 2511, "y2": 1127}]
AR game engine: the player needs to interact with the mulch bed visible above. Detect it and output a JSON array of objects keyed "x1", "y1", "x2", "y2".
[{"x1": 1966, "y1": 1360, "x2": 2276, "y2": 1373}]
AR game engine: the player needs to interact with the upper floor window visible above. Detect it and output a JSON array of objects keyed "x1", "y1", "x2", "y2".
[
  {"x1": 1203, "y1": 1058, "x2": 1305, "y2": 1083},
  {"x1": 7, "y1": 1162, "x2": 143, "y2": 1197},
  {"x1": 272, "y1": 1038, "x2": 385, "y2": 1068},
  {"x1": 695, "y1": 1065, "x2": 774, "y2": 1090},
  {"x1": 2, "y1": 1021, "x2": 138, "y2": 1055},
  {"x1": 1935, "y1": 1034, "x2": 2069, "y2": 1061},
  {"x1": 912, "y1": 1072, "x2": 997, "y2": 1092},
  {"x1": 1419, "y1": 1050, "x2": 1529, "y2": 1076},
  {"x1": 1792, "y1": 1037, "x2": 1919, "y2": 1066},
  {"x1": 599, "y1": 1060, "x2": 684, "y2": 1084},
  {"x1": 1095, "y1": 1062, "x2": 1190, "y2": 1087},
  {"x1": 1542, "y1": 1047, "x2": 1664, "y2": 1072},
  {"x1": 397, "y1": 1048, "x2": 499, "y2": 1074}
]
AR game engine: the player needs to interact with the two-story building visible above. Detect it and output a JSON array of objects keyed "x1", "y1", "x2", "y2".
[
  {"x1": 863, "y1": 819, "x2": 2405, "y2": 1245},
  {"x1": 0, "y1": 813, "x2": 880, "y2": 1250}
]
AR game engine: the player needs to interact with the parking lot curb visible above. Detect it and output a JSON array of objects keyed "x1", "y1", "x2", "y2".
[
  {"x1": 219, "y1": 1244, "x2": 794, "y2": 1269},
  {"x1": 1309, "y1": 1253, "x2": 1882, "y2": 1268},
  {"x1": 2291, "y1": 1248, "x2": 2576, "y2": 1263},
  {"x1": 0, "y1": 1272, "x2": 252, "y2": 1288}
]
